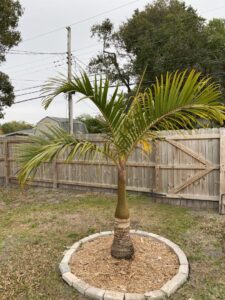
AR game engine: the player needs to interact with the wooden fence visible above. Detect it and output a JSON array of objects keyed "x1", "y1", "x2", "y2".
[{"x1": 0, "y1": 127, "x2": 225, "y2": 214}]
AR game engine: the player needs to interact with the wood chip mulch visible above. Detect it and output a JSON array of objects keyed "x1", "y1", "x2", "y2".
[{"x1": 69, "y1": 235, "x2": 179, "y2": 293}]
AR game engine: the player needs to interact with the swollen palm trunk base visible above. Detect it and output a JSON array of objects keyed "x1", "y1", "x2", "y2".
[{"x1": 111, "y1": 218, "x2": 134, "y2": 259}]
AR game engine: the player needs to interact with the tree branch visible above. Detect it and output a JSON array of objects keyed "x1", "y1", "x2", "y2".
[{"x1": 104, "y1": 50, "x2": 131, "y2": 92}]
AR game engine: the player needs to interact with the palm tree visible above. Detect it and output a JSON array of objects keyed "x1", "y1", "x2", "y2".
[{"x1": 18, "y1": 70, "x2": 225, "y2": 259}]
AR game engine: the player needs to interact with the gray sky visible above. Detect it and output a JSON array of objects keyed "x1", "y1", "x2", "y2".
[{"x1": 1, "y1": 0, "x2": 225, "y2": 125}]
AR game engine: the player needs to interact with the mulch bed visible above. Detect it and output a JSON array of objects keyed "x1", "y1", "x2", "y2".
[{"x1": 70, "y1": 235, "x2": 179, "y2": 293}]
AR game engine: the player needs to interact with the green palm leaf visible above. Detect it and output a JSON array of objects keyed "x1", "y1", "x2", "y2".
[
  {"x1": 41, "y1": 73, "x2": 127, "y2": 140},
  {"x1": 17, "y1": 126, "x2": 118, "y2": 185},
  {"x1": 117, "y1": 70, "x2": 225, "y2": 157}
]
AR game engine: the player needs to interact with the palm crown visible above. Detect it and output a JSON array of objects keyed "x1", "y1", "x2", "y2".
[{"x1": 17, "y1": 69, "x2": 225, "y2": 259}]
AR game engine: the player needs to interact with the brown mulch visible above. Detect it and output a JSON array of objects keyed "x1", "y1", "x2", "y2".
[{"x1": 70, "y1": 235, "x2": 179, "y2": 293}]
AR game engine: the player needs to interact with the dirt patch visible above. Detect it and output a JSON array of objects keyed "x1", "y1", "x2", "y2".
[{"x1": 70, "y1": 235, "x2": 179, "y2": 293}]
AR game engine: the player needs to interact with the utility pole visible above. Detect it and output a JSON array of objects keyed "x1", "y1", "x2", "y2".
[{"x1": 66, "y1": 26, "x2": 73, "y2": 134}]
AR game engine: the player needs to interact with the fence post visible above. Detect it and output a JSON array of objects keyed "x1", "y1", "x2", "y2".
[
  {"x1": 219, "y1": 128, "x2": 225, "y2": 214},
  {"x1": 154, "y1": 141, "x2": 160, "y2": 193},
  {"x1": 53, "y1": 159, "x2": 58, "y2": 189},
  {"x1": 4, "y1": 139, "x2": 9, "y2": 187}
]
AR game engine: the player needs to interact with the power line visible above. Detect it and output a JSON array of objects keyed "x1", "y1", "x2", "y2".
[
  {"x1": 203, "y1": 4, "x2": 225, "y2": 14},
  {"x1": 13, "y1": 69, "x2": 225, "y2": 105},
  {"x1": 3, "y1": 54, "x2": 65, "y2": 71},
  {"x1": 75, "y1": 50, "x2": 101, "y2": 59},
  {"x1": 13, "y1": 62, "x2": 66, "y2": 78},
  {"x1": 14, "y1": 85, "x2": 45, "y2": 92},
  {"x1": 11, "y1": 58, "x2": 66, "y2": 75},
  {"x1": 71, "y1": 43, "x2": 100, "y2": 53},
  {"x1": 12, "y1": 80, "x2": 142, "y2": 105},
  {"x1": 11, "y1": 78, "x2": 46, "y2": 82},
  {"x1": 7, "y1": 50, "x2": 66, "y2": 55},
  {"x1": 12, "y1": 65, "x2": 225, "y2": 95},
  {"x1": 11, "y1": 54, "x2": 225, "y2": 90},
  {"x1": 73, "y1": 55, "x2": 88, "y2": 68},
  {"x1": 77, "y1": 49, "x2": 225, "y2": 64},
  {"x1": 14, "y1": 95, "x2": 46, "y2": 104},
  {"x1": 69, "y1": 0, "x2": 139, "y2": 27},
  {"x1": 15, "y1": 89, "x2": 41, "y2": 97},
  {"x1": 20, "y1": 0, "x2": 139, "y2": 43}
]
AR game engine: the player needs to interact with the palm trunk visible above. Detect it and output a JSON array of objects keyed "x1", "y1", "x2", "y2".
[{"x1": 111, "y1": 161, "x2": 134, "y2": 259}]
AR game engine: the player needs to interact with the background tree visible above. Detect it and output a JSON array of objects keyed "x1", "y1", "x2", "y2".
[
  {"x1": 0, "y1": 121, "x2": 33, "y2": 134},
  {"x1": 203, "y1": 18, "x2": 225, "y2": 89},
  {"x1": 18, "y1": 70, "x2": 225, "y2": 259},
  {"x1": 0, "y1": 0, "x2": 23, "y2": 117},
  {"x1": 89, "y1": 0, "x2": 225, "y2": 94},
  {"x1": 89, "y1": 18, "x2": 135, "y2": 93},
  {"x1": 76, "y1": 114, "x2": 107, "y2": 133}
]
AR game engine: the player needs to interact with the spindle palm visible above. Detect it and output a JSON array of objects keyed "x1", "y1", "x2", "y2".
[{"x1": 18, "y1": 70, "x2": 225, "y2": 259}]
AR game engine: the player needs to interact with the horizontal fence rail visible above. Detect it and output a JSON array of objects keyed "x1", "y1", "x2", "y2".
[{"x1": 0, "y1": 127, "x2": 224, "y2": 214}]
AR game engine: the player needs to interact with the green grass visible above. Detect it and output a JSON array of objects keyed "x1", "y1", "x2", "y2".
[{"x1": 0, "y1": 187, "x2": 225, "y2": 299}]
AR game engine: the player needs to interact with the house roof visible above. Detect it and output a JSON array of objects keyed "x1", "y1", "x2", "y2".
[
  {"x1": 3, "y1": 128, "x2": 35, "y2": 137},
  {"x1": 37, "y1": 116, "x2": 84, "y2": 125},
  {"x1": 36, "y1": 116, "x2": 88, "y2": 134}
]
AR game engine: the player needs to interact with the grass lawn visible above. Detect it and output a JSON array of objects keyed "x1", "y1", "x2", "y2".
[{"x1": 0, "y1": 187, "x2": 225, "y2": 300}]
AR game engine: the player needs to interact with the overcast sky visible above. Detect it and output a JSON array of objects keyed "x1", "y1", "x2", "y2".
[{"x1": 1, "y1": 0, "x2": 225, "y2": 125}]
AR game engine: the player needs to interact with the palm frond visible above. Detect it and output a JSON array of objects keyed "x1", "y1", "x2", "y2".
[
  {"x1": 41, "y1": 73, "x2": 127, "y2": 140},
  {"x1": 17, "y1": 126, "x2": 118, "y2": 185},
  {"x1": 116, "y1": 70, "x2": 225, "y2": 158}
]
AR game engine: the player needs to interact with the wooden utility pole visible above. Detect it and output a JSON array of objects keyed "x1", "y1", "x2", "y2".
[{"x1": 66, "y1": 26, "x2": 73, "y2": 134}]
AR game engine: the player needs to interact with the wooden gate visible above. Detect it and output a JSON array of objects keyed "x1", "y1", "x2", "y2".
[{"x1": 154, "y1": 128, "x2": 223, "y2": 211}]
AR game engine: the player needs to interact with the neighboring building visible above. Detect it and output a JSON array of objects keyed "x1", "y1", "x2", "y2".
[
  {"x1": 3, "y1": 128, "x2": 35, "y2": 137},
  {"x1": 35, "y1": 116, "x2": 88, "y2": 135},
  {"x1": 3, "y1": 116, "x2": 88, "y2": 137}
]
